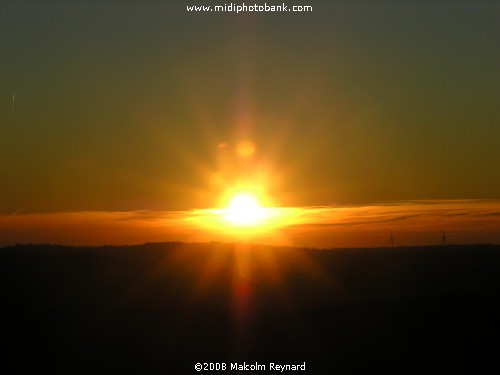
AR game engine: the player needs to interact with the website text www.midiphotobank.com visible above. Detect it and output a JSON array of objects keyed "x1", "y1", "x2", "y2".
[{"x1": 186, "y1": 2, "x2": 313, "y2": 13}]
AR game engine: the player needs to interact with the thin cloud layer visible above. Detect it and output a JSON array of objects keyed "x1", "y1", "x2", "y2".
[{"x1": 1, "y1": 200, "x2": 499, "y2": 248}]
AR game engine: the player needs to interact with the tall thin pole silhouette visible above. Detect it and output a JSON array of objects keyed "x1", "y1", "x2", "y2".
[
  {"x1": 441, "y1": 229, "x2": 447, "y2": 246},
  {"x1": 388, "y1": 233, "x2": 394, "y2": 248}
]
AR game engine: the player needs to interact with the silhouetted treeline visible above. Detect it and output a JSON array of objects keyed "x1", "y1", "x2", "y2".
[{"x1": 1, "y1": 242, "x2": 499, "y2": 373}]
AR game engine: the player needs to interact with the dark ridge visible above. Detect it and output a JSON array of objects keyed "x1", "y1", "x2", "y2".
[{"x1": 1, "y1": 242, "x2": 499, "y2": 373}]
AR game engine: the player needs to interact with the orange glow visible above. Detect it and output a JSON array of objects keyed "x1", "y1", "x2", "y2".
[
  {"x1": 236, "y1": 141, "x2": 255, "y2": 157},
  {"x1": 224, "y1": 193, "x2": 268, "y2": 226},
  {"x1": 1, "y1": 200, "x2": 500, "y2": 248}
]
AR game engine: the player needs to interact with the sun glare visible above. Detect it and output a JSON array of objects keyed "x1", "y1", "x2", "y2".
[{"x1": 224, "y1": 193, "x2": 267, "y2": 226}]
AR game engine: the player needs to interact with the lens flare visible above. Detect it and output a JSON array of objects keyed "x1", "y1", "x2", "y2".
[{"x1": 236, "y1": 141, "x2": 255, "y2": 158}]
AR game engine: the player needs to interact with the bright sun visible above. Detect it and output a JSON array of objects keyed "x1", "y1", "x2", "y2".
[{"x1": 224, "y1": 193, "x2": 267, "y2": 226}]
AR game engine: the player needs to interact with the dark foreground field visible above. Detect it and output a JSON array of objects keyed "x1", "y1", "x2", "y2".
[{"x1": 1, "y1": 242, "x2": 499, "y2": 373}]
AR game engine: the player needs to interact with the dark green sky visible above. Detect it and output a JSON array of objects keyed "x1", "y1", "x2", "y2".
[{"x1": 1, "y1": 1, "x2": 498, "y2": 213}]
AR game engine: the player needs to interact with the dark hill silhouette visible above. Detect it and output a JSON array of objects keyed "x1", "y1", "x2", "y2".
[{"x1": 1, "y1": 242, "x2": 499, "y2": 373}]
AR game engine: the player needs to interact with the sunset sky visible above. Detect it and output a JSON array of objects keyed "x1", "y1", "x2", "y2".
[{"x1": 1, "y1": 1, "x2": 499, "y2": 247}]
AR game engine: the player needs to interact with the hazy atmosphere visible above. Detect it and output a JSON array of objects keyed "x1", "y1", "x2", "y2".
[
  {"x1": 2, "y1": 2, "x2": 500, "y2": 373},
  {"x1": 1, "y1": 1, "x2": 498, "y2": 247}
]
